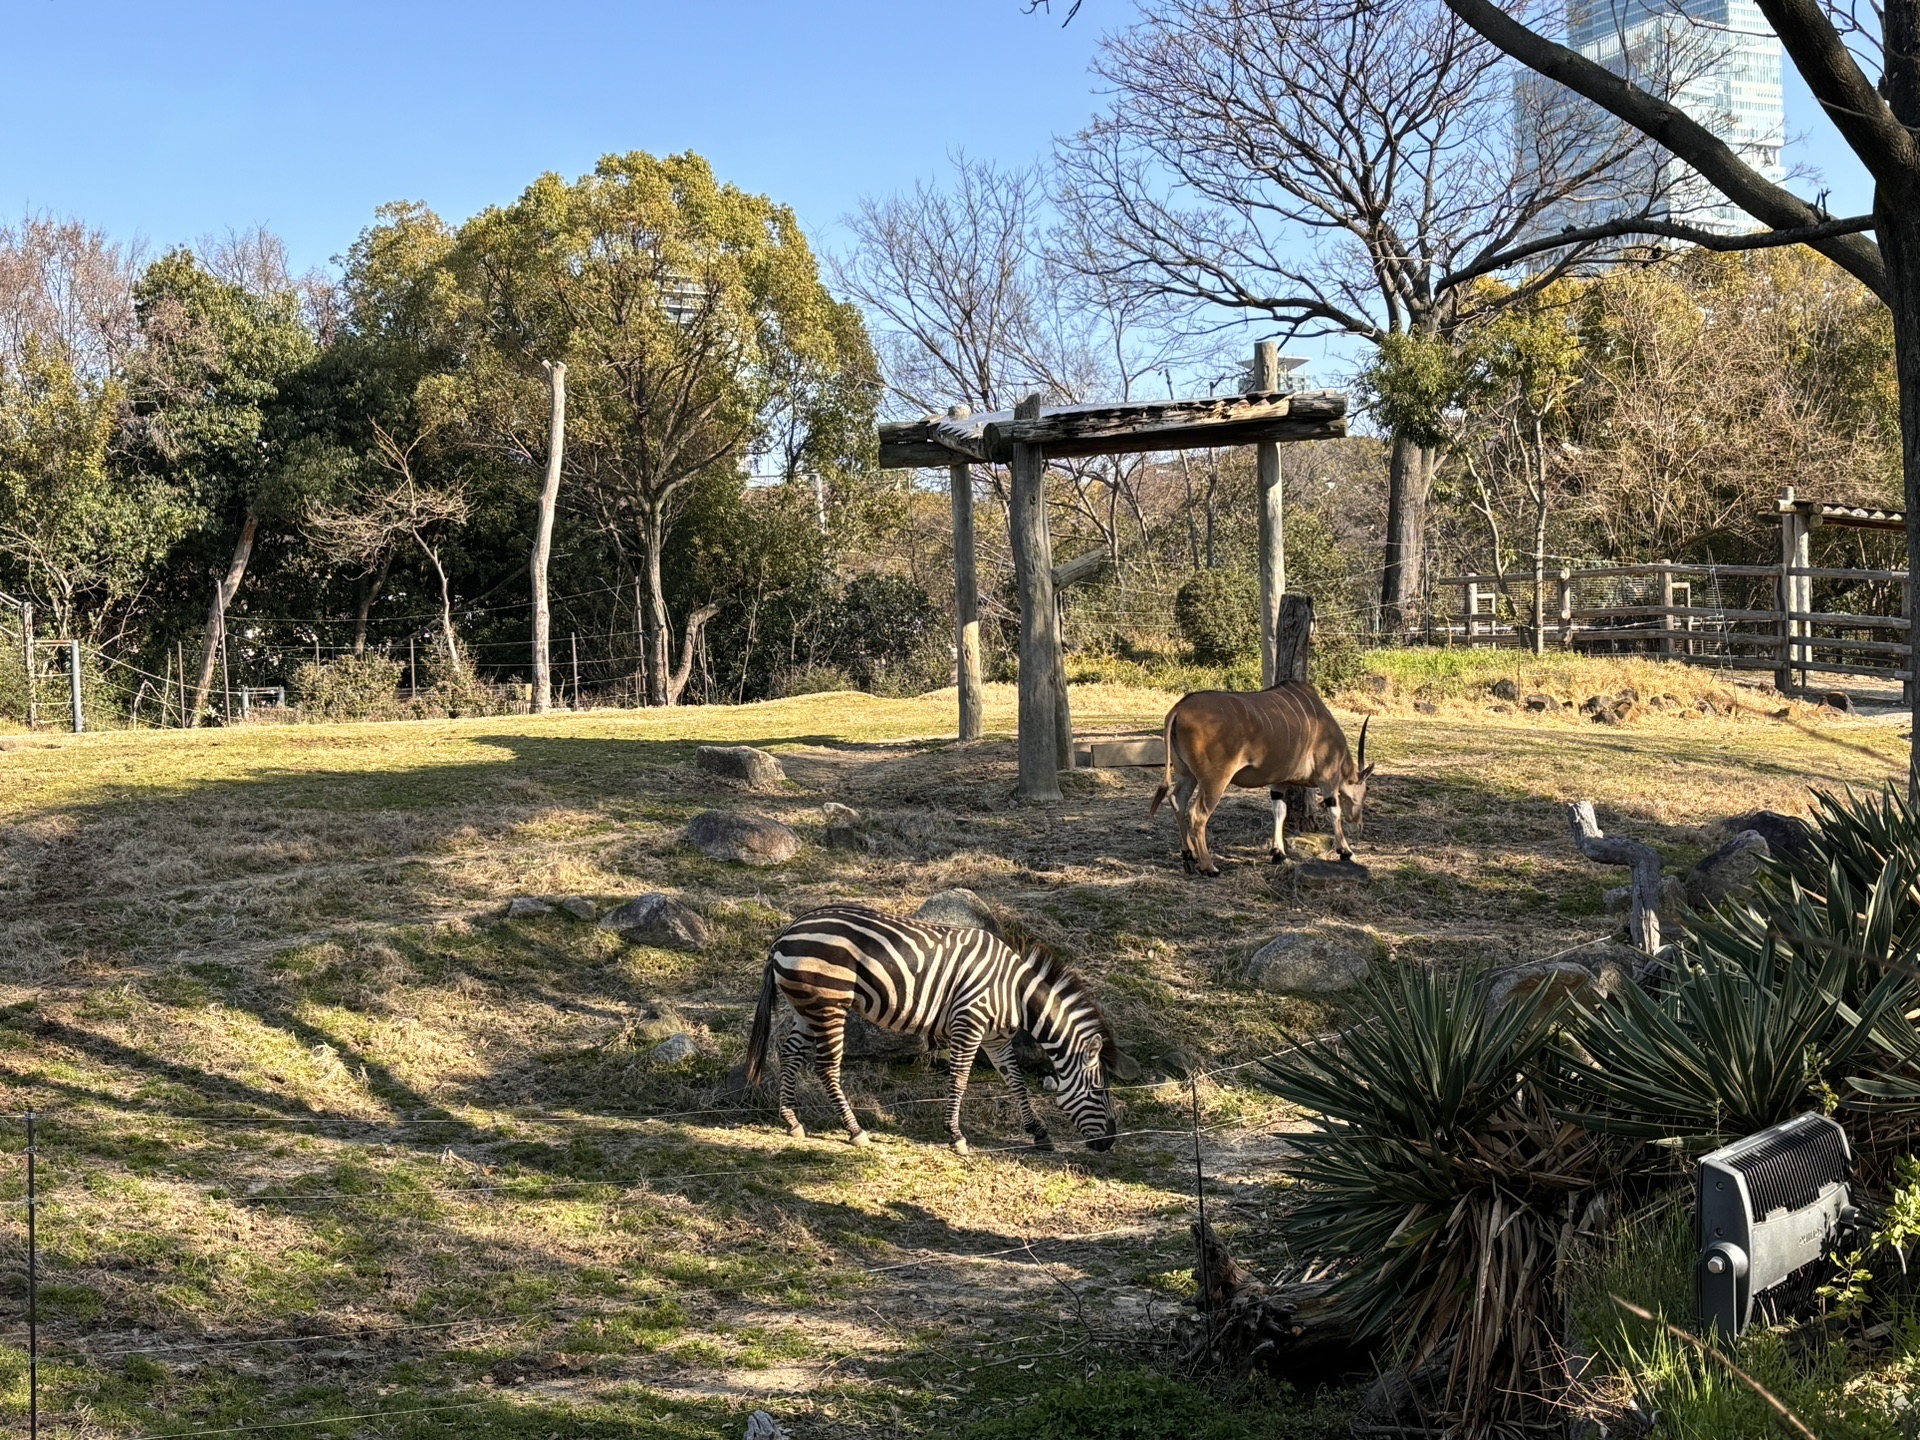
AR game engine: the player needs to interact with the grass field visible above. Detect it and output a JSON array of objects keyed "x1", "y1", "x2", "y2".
[{"x1": 0, "y1": 673, "x2": 1906, "y2": 1438}]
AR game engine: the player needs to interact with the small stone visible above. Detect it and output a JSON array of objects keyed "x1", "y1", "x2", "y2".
[
  {"x1": 696, "y1": 745, "x2": 786, "y2": 791},
  {"x1": 1580, "y1": 694, "x2": 1613, "y2": 715},
  {"x1": 650, "y1": 1033, "x2": 699, "y2": 1065},
  {"x1": 1685, "y1": 830, "x2": 1771, "y2": 908},
  {"x1": 1696, "y1": 696, "x2": 1723, "y2": 716},
  {"x1": 1490, "y1": 703, "x2": 1513, "y2": 714},
  {"x1": 557, "y1": 896, "x2": 598, "y2": 921},
  {"x1": 913, "y1": 888, "x2": 1003, "y2": 936},
  {"x1": 1725, "y1": 810, "x2": 1813, "y2": 861},
  {"x1": 823, "y1": 824, "x2": 870, "y2": 852},
  {"x1": 745, "y1": 1411, "x2": 793, "y2": 1440},
  {"x1": 822, "y1": 801, "x2": 860, "y2": 825},
  {"x1": 1617, "y1": 686, "x2": 1640, "y2": 704},
  {"x1": 506, "y1": 897, "x2": 553, "y2": 919},
  {"x1": 685, "y1": 810, "x2": 801, "y2": 866},
  {"x1": 1524, "y1": 693, "x2": 1559, "y2": 712},
  {"x1": 1822, "y1": 691, "x2": 1854, "y2": 713},
  {"x1": 1241, "y1": 927, "x2": 1375, "y2": 994},
  {"x1": 598, "y1": 894, "x2": 710, "y2": 951},
  {"x1": 717, "y1": 1061, "x2": 756, "y2": 1097},
  {"x1": 1490, "y1": 678, "x2": 1521, "y2": 703},
  {"x1": 1414, "y1": 701, "x2": 1439, "y2": 715}
]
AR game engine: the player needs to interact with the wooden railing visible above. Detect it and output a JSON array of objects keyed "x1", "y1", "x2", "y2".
[{"x1": 1431, "y1": 560, "x2": 1914, "y2": 694}]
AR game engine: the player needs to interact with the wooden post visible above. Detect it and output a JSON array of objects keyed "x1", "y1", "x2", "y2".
[
  {"x1": 409, "y1": 638, "x2": 417, "y2": 699},
  {"x1": 1466, "y1": 578, "x2": 1481, "y2": 646},
  {"x1": 1254, "y1": 342, "x2": 1286, "y2": 685},
  {"x1": 1558, "y1": 568, "x2": 1574, "y2": 648},
  {"x1": 1052, "y1": 589, "x2": 1075, "y2": 772},
  {"x1": 21, "y1": 602, "x2": 35, "y2": 730},
  {"x1": 161, "y1": 648, "x2": 174, "y2": 729},
  {"x1": 948, "y1": 405, "x2": 984, "y2": 742},
  {"x1": 531, "y1": 360, "x2": 566, "y2": 714},
  {"x1": 67, "y1": 638, "x2": 83, "y2": 734},
  {"x1": 1905, "y1": 570, "x2": 1915, "y2": 708},
  {"x1": 1777, "y1": 494, "x2": 1810, "y2": 691},
  {"x1": 217, "y1": 612, "x2": 232, "y2": 725},
  {"x1": 1658, "y1": 562, "x2": 1675, "y2": 658},
  {"x1": 176, "y1": 641, "x2": 187, "y2": 728},
  {"x1": 1277, "y1": 593, "x2": 1316, "y2": 833},
  {"x1": 1568, "y1": 800, "x2": 1662, "y2": 956},
  {"x1": 571, "y1": 632, "x2": 581, "y2": 711},
  {"x1": 1009, "y1": 394, "x2": 1061, "y2": 801}
]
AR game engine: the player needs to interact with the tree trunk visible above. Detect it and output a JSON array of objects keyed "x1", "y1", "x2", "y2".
[
  {"x1": 665, "y1": 603, "x2": 722, "y2": 706},
  {"x1": 1380, "y1": 435, "x2": 1432, "y2": 634},
  {"x1": 352, "y1": 550, "x2": 393, "y2": 657},
  {"x1": 1885, "y1": 195, "x2": 1920, "y2": 799},
  {"x1": 189, "y1": 509, "x2": 259, "y2": 726},
  {"x1": 531, "y1": 360, "x2": 567, "y2": 714},
  {"x1": 643, "y1": 513, "x2": 672, "y2": 707}
]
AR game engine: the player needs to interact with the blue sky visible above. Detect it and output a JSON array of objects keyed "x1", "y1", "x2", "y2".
[{"x1": 3, "y1": 0, "x2": 1876, "y2": 381}]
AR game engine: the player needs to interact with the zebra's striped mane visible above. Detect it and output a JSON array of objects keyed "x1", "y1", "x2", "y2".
[{"x1": 995, "y1": 916, "x2": 1119, "y2": 1067}]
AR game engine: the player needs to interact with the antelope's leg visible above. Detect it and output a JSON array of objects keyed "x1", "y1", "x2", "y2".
[
  {"x1": 1326, "y1": 788, "x2": 1353, "y2": 859},
  {"x1": 809, "y1": 1011, "x2": 867, "y2": 1146},
  {"x1": 1269, "y1": 789, "x2": 1290, "y2": 863},
  {"x1": 777, "y1": 1029, "x2": 813, "y2": 1139},
  {"x1": 1187, "y1": 773, "x2": 1231, "y2": 877},
  {"x1": 1173, "y1": 774, "x2": 1199, "y2": 870},
  {"x1": 983, "y1": 1034, "x2": 1051, "y2": 1150},
  {"x1": 943, "y1": 1013, "x2": 989, "y2": 1153}
]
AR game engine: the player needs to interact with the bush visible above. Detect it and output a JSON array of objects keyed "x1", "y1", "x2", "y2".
[
  {"x1": 770, "y1": 662, "x2": 855, "y2": 698},
  {"x1": 831, "y1": 574, "x2": 940, "y2": 690},
  {"x1": 1174, "y1": 569, "x2": 1258, "y2": 665},
  {"x1": 290, "y1": 654, "x2": 403, "y2": 720}
]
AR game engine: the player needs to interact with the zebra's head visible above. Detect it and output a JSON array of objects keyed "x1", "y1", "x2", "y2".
[{"x1": 1054, "y1": 1030, "x2": 1119, "y2": 1151}]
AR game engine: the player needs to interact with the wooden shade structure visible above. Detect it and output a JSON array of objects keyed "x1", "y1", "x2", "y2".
[{"x1": 884, "y1": 357, "x2": 1348, "y2": 800}]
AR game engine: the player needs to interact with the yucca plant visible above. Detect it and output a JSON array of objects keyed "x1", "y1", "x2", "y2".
[{"x1": 1256, "y1": 966, "x2": 1613, "y2": 1435}]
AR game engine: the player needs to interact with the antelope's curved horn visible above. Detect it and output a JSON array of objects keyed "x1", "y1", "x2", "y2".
[{"x1": 1357, "y1": 715, "x2": 1370, "y2": 770}]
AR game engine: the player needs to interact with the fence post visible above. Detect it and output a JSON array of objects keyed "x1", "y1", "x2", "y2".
[
  {"x1": 177, "y1": 641, "x2": 188, "y2": 729},
  {"x1": 22, "y1": 602, "x2": 36, "y2": 730},
  {"x1": 1906, "y1": 570, "x2": 1916, "y2": 708},
  {"x1": 1558, "y1": 568, "x2": 1573, "y2": 648},
  {"x1": 1009, "y1": 394, "x2": 1061, "y2": 800},
  {"x1": 571, "y1": 633, "x2": 581, "y2": 711},
  {"x1": 948, "y1": 405, "x2": 985, "y2": 743},
  {"x1": 67, "y1": 639, "x2": 83, "y2": 734},
  {"x1": 1466, "y1": 578, "x2": 1482, "y2": 647},
  {"x1": 1659, "y1": 562, "x2": 1675, "y2": 658},
  {"x1": 26, "y1": 1106, "x2": 37, "y2": 1440},
  {"x1": 1254, "y1": 342, "x2": 1286, "y2": 686}
]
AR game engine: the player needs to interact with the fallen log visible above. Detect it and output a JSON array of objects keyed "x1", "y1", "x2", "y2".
[
  {"x1": 1176, "y1": 1220, "x2": 1374, "y2": 1378},
  {"x1": 1567, "y1": 800, "x2": 1663, "y2": 955}
]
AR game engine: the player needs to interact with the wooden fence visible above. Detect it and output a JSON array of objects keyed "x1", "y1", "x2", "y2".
[{"x1": 1431, "y1": 559, "x2": 1914, "y2": 696}]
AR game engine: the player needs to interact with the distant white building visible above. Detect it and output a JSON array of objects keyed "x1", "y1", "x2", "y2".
[{"x1": 1519, "y1": 0, "x2": 1785, "y2": 238}]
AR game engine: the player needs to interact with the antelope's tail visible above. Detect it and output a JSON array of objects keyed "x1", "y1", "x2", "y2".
[
  {"x1": 1149, "y1": 708, "x2": 1178, "y2": 817},
  {"x1": 745, "y1": 957, "x2": 779, "y2": 1086}
]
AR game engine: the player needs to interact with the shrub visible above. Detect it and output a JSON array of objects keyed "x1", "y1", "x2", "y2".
[
  {"x1": 290, "y1": 654, "x2": 402, "y2": 720},
  {"x1": 830, "y1": 574, "x2": 940, "y2": 690},
  {"x1": 770, "y1": 662, "x2": 855, "y2": 698},
  {"x1": 1174, "y1": 569, "x2": 1258, "y2": 665}
]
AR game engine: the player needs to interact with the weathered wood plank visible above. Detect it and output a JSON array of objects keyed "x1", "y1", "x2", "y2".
[
  {"x1": 1009, "y1": 396, "x2": 1061, "y2": 801},
  {"x1": 1256, "y1": 343, "x2": 1286, "y2": 686},
  {"x1": 949, "y1": 406, "x2": 983, "y2": 743}
]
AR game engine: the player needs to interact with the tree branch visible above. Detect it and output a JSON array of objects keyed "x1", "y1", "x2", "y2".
[
  {"x1": 1442, "y1": 213, "x2": 1878, "y2": 290},
  {"x1": 1439, "y1": 0, "x2": 1890, "y2": 301},
  {"x1": 1752, "y1": 0, "x2": 1917, "y2": 183}
]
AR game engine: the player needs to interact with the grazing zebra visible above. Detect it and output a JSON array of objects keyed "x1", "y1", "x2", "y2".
[{"x1": 745, "y1": 904, "x2": 1119, "y2": 1154}]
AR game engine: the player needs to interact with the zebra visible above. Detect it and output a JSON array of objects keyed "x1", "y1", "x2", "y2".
[{"x1": 745, "y1": 904, "x2": 1119, "y2": 1154}]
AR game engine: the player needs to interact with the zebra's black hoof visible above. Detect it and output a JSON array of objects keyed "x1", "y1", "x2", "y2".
[{"x1": 1030, "y1": 1130, "x2": 1054, "y2": 1152}]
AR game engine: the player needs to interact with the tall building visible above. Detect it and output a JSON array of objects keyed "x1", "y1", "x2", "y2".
[{"x1": 1522, "y1": 0, "x2": 1785, "y2": 237}]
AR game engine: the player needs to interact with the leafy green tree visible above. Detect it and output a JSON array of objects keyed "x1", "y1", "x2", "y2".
[
  {"x1": 444, "y1": 150, "x2": 878, "y2": 706},
  {"x1": 124, "y1": 250, "x2": 316, "y2": 721}
]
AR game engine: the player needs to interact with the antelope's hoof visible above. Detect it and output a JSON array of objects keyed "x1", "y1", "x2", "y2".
[
  {"x1": 1199, "y1": 865, "x2": 1221, "y2": 879},
  {"x1": 1338, "y1": 849, "x2": 1355, "y2": 862},
  {"x1": 950, "y1": 1136, "x2": 970, "y2": 1156},
  {"x1": 849, "y1": 1130, "x2": 871, "y2": 1148},
  {"x1": 1270, "y1": 848, "x2": 1287, "y2": 865},
  {"x1": 1181, "y1": 853, "x2": 1197, "y2": 875}
]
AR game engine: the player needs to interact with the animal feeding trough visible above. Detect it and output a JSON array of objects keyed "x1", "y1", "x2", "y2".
[{"x1": 1696, "y1": 1112, "x2": 1857, "y2": 1337}]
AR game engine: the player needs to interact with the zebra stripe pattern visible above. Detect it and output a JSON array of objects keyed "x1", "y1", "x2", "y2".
[{"x1": 746, "y1": 904, "x2": 1118, "y2": 1153}]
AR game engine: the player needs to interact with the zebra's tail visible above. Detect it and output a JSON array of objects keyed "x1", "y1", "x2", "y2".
[
  {"x1": 1149, "y1": 708, "x2": 1179, "y2": 817},
  {"x1": 746, "y1": 958, "x2": 779, "y2": 1087}
]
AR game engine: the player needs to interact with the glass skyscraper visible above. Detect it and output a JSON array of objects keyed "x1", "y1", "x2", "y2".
[{"x1": 1529, "y1": 0, "x2": 1785, "y2": 235}]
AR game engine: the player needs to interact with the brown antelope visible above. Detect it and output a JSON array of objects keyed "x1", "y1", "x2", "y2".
[{"x1": 1149, "y1": 682, "x2": 1373, "y2": 876}]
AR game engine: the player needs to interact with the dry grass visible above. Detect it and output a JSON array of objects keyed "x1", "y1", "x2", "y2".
[{"x1": 0, "y1": 671, "x2": 1906, "y2": 1437}]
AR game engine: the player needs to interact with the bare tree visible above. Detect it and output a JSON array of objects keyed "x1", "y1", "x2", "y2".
[
  {"x1": 1057, "y1": 0, "x2": 1666, "y2": 628},
  {"x1": 0, "y1": 213, "x2": 142, "y2": 380}
]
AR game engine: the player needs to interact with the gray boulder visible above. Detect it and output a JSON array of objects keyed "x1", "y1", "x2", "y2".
[
  {"x1": 1241, "y1": 927, "x2": 1375, "y2": 994},
  {"x1": 1685, "y1": 830, "x2": 1771, "y2": 908},
  {"x1": 506, "y1": 896, "x2": 552, "y2": 919},
  {"x1": 686, "y1": 810, "x2": 800, "y2": 867},
  {"x1": 696, "y1": 744, "x2": 786, "y2": 791},
  {"x1": 821, "y1": 801, "x2": 870, "y2": 852},
  {"x1": 598, "y1": 893, "x2": 710, "y2": 952},
  {"x1": 1486, "y1": 959, "x2": 1603, "y2": 1016},
  {"x1": 1726, "y1": 810, "x2": 1813, "y2": 862},
  {"x1": 1524, "y1": 693, "x2": 1560, "y2": 713},
  {"x1": 557, "y1": 896, "x2": 598, "y2": 921},
  {"x1": 1490, "y1": 678, "x2": 1521, "y2": 703},
  {"x1": 650, "y1": 1033, "x2": 699, "y2": 1065},
  {"x1": 913, "y1": 888, "x2": 1003, "y2": 936}
]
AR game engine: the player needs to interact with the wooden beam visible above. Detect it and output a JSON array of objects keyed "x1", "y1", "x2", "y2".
[
  {"x1": 1009, "y1": 395, "x2": 1061, "y2": 800},
  {"x1": 1255, "y1": 342, "x2": 1285, "y2": 686},
  {"x1": 948, "y1": 405, "x2": 983, "y2": 743}
]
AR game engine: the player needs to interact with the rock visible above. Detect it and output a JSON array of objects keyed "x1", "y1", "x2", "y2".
[
  {"x1": 1822, "y1": 690, "x2": 1854, "y2": 713},
  {"x1": 1362, "y1": 673, "x2": 1390, "y2": 696},
  {"x1": 1684, "y1": 830, "x2": 1771, "y2": 908},
  {"x1": 696, "y1": 745, "x2": 786, "y2": 791},
  {"x1": 1487, "y1": 960, "x2": 1603, "y2": 1016},
  {"x1": 685, "y1": 810, "x2": 800, "y2": 866},
  {"x1": 845, "y1": 1012, "x2": 928, "y2": 1061},
  {"x1": 1696, "y1": 696, "x2": 1723, "y2": 716},
  {"x1": 1580, "y1": 694, "x2": 1613, "y2": 716},
  {"x1": 1241, "y1": 927, "x2": 1375, "y2": 995},
  {"x1": 1110, "y1": 1048, "x2": 1143, "y2": 1082},
  {"x1": 913, "y1": 887, "x2": 1002, "y2": 936},
  {"x1": 506, "y1": 896, "x2": 552, "y2": 918},
  {"x1": 1159, "y1": 1046, "x2": 1200, "y2": 1080},
  {"x1": 1524, "y1": 693, "x2": 1560, "y2": 712},
  {"x1": 717, "y1": 1060, "x2": 756, "y2": 1097},
  {"x1": 1414, "y1": 701, "x2": 1439, "y2": 715},
  {"x1": 1725, "y1": 810, "x2": 1813, "y2": 861},
  {"x1": 820, "y1": 802, "x2": 870, "y2": 853},
  {"x1": 822, "y1": 801, "x2": 860, "y2": 826},
  {"x1": 1490, "y1": 703, "x2": 1513, "y2": 714},
  {"x1": 1490, "y1": 678, "x2": 1521, "y2": 703},
  {"x1": 557, "y1": 896, "x2": 598, "y2": 921},
  {"x1": 650, "y1": 1033, "x2": 699, "y2": 1065},
  {"x1": 744, "y1": 1411, "x2": 792, "y2": 1440},
  {"x1": 1617, "y1": 686, "x2": 1640, "y2": 704},
  {"x1": 598, "y1": 893, "x2": 710, "y2": 952}
]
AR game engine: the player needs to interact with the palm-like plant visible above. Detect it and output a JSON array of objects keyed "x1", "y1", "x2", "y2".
[{"x1": 1257, "y1": 966, "x2": 1612, "y2": 1434}]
